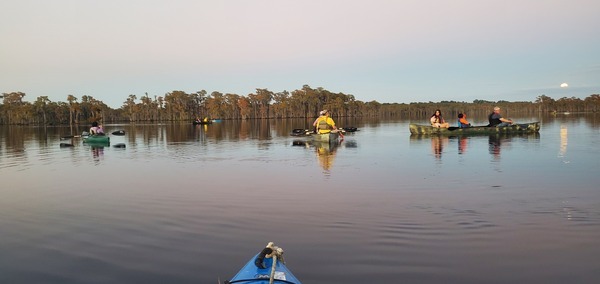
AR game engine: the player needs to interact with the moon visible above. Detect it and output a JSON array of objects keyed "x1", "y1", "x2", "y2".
[{"x1": 560, "y1": 83, "x2": 569, "y2": 88}]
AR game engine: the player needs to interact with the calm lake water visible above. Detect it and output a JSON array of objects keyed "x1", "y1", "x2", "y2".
[{"x1": 1, "y1": 114, "x2": 599, "y2": 284}]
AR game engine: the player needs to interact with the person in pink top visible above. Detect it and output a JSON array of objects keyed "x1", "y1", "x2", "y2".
[{"x1": 430, "y1": 109, "x2": 449, "y2": 128}]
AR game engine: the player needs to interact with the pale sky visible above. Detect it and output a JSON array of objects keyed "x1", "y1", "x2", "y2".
[{"x1": 1, "y1": 0, "x2": 599, "y2": 108}]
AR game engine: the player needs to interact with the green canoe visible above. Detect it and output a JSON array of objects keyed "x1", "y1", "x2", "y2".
[
  {"x1": 82, "y1": 134, "x2": 110, "y2": 144},
  {"x1": 409, "y1": 122, "x2": 540, "y2": 135}
]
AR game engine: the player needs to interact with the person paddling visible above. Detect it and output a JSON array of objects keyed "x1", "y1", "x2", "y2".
[
  {"x1": 313, "y1": 110, "x2": 338, "y2": 134},
  {"x1": 89, "y1": 121, "x2": 104, "y2": 135},
  {"x1": 488, "y1": 107, "x2": 513, "y2": 127}
]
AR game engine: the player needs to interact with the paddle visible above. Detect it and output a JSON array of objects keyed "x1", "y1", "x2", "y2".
[
  {"x1": 113, "y1": 143, "x2": 126, "y2": 148},
  {"x1": 60, "y1": 135, "x2": 81, "y2": 139},
  {"x1": 448, "y1": 125, "x2": 488, "y2": 131},
  {"x1": 62, "y1": 130, "x2": 124, "y2": 138},
  {"x1": 85, "y1": 130, "x2": 125, "y2": 136},
  {"x1": 291, "y1": 128, "x2": 313, "y2": 136},
  {"x1": 340, "y1": 126, "x2": 358, "y2": 132},
  {"x1": 61, "y1": 129, "x2": 125, "y2": 140}
]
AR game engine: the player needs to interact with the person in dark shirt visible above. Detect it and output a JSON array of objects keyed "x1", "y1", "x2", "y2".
[{"x1": 488, "y1": 107, "x2": 513, "y2": 127}]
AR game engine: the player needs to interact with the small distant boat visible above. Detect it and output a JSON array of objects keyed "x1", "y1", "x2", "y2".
[
  {"x1": 409, "y1": 122, "x2": 540, "y2": 135},
  {"x1": 225, "y1": 242, "x2": 301, "y2": 284},
  {"x1": 193, "y1": 120, "x2": 212, "y2": 125}
]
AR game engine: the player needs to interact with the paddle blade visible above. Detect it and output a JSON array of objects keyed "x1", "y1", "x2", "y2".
[
  {"x1": 111, "y1": 130, "x2": 126, "y2": 136},
  {"x1": 61, "y1": 135, "x2": 81, "y2": 139},
  {"x1": 340, "y1": 126, "x2": 358, "y2": 132},
  {"x1": 113, "y1": 143, "x2": 126, "y2": 148}
]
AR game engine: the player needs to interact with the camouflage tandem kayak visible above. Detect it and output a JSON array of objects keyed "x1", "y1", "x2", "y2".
[{"x1": 409, "y1": 122, "x2": 540, "y2": 135}]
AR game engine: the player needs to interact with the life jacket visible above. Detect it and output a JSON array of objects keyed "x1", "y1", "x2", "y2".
[
  {"x1": 458, "y1": 117, "x2": 470, "y2": 128},
  {"x1": 317, "y1": 117, "x2": 333, "y2": 133}
]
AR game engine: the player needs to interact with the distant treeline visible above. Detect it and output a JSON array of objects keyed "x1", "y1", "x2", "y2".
[{"x1": 1, "y1": 85, "x2": 599, "y2": 125}]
